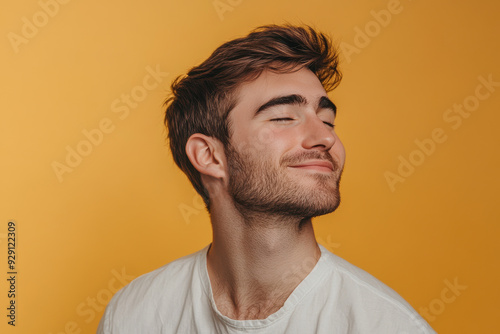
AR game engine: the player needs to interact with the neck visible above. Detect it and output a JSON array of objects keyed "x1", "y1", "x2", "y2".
[{"x1": 206, "y1": 199, "x2": 321, "y2": 320}]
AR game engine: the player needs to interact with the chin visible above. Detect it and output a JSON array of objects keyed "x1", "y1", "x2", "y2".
[{"x1": 273, "y1": 190, "x2": 341, "y2": 219}]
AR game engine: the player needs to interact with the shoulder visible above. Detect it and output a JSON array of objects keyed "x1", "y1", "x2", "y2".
[
  {"x1": 317, "y1": 244, "x2": 435, "y2": 333},
  {"x1": 321, "y1": 245, "x2": 405, "y2": 302},
  {"x1": 98, "y1": 246, "x2": 208, "y2": 332},
  {"x1": 117, "y1": 247, "x2": 203, "y2": 301}
]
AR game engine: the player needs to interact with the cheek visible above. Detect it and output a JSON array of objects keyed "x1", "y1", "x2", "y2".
[
  {"x1": 253, "y1": 130, "x2": 292, "y2": 167},
  {"x1": 254, "y1": 127, "x2": 279, "y2": 148},
  {"x1": 249, "y1": 127, "x2": 290, "y2": 153}
]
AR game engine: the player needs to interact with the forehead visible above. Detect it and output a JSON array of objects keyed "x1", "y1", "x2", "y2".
[{"x1": 231, "y1": 67, "x2": 328, "y2": 116}]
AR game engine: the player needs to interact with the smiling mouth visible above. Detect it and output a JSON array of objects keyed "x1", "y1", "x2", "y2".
[{"x1": 289, "y1": 160, "x2": 334, "y2": 173}]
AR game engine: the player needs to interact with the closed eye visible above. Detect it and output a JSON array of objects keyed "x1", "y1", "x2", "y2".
[
  {"x1": 270, "y1": 118, "x2": 294, "y2": 123},
  {"x1": 272, "y1": 118, "x2": 335, "y2": 128}
]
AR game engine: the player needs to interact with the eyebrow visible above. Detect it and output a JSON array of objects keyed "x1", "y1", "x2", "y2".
[
  {"x1": 254, "y1": 94, "x2": 337, "y2": 117},
  {"x1": 318, "y1": 96, "x2": 337, "y2": 116}
]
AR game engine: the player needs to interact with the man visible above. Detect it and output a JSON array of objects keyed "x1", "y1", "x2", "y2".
[{"x1": 98, "y1": 24, "x2": 435, "y2": 333}]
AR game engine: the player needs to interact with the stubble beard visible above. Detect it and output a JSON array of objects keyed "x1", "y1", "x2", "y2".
[{"x1": 225, "y1": 143, "x2": 343, "y2": 223}]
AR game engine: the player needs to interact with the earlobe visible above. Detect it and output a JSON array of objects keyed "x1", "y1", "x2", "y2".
[{"x1": 185, "y1": 134, "x2": 226, "y2": 179}]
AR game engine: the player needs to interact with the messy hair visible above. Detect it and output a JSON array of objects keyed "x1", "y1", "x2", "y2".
[{"x1": 164, "y1": 24, "x2": 342, "y2": 209}]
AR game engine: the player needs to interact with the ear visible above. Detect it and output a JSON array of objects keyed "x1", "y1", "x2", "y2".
[{"x1": 185, "y1": 133, "x2": 226, "y2": 180}]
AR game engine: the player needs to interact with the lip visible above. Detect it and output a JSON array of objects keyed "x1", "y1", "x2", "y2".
[{"x1": 289, "y1": 160, "x2": 334, "y2": 172}]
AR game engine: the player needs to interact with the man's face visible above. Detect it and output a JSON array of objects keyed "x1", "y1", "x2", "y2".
[{"x1": 224, "y1": 67, "x2": 346, "y2": 218}]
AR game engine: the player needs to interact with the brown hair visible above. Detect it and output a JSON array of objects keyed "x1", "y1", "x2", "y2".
[{"x1": 164, "y1": 24, "x2": 342, "y2": 209}]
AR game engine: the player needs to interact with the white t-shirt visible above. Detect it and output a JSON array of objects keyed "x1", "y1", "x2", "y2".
[{"x1": 98, "y1": 244, "x2": 435, "y2": 333}]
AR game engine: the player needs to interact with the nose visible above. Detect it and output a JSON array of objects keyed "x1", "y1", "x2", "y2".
[{"x1": 301, "y1": 115, "x2": 336, "y2": 151}]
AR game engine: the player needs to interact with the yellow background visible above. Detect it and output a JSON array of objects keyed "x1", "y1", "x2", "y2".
[{"x1": 1, "y1": 0, "x2": 499, "y2": 333}]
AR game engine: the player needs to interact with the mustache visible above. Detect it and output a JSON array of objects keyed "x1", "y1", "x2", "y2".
[{"x1": 280, "y1": 151, "x2": 340, "y2": 171}]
